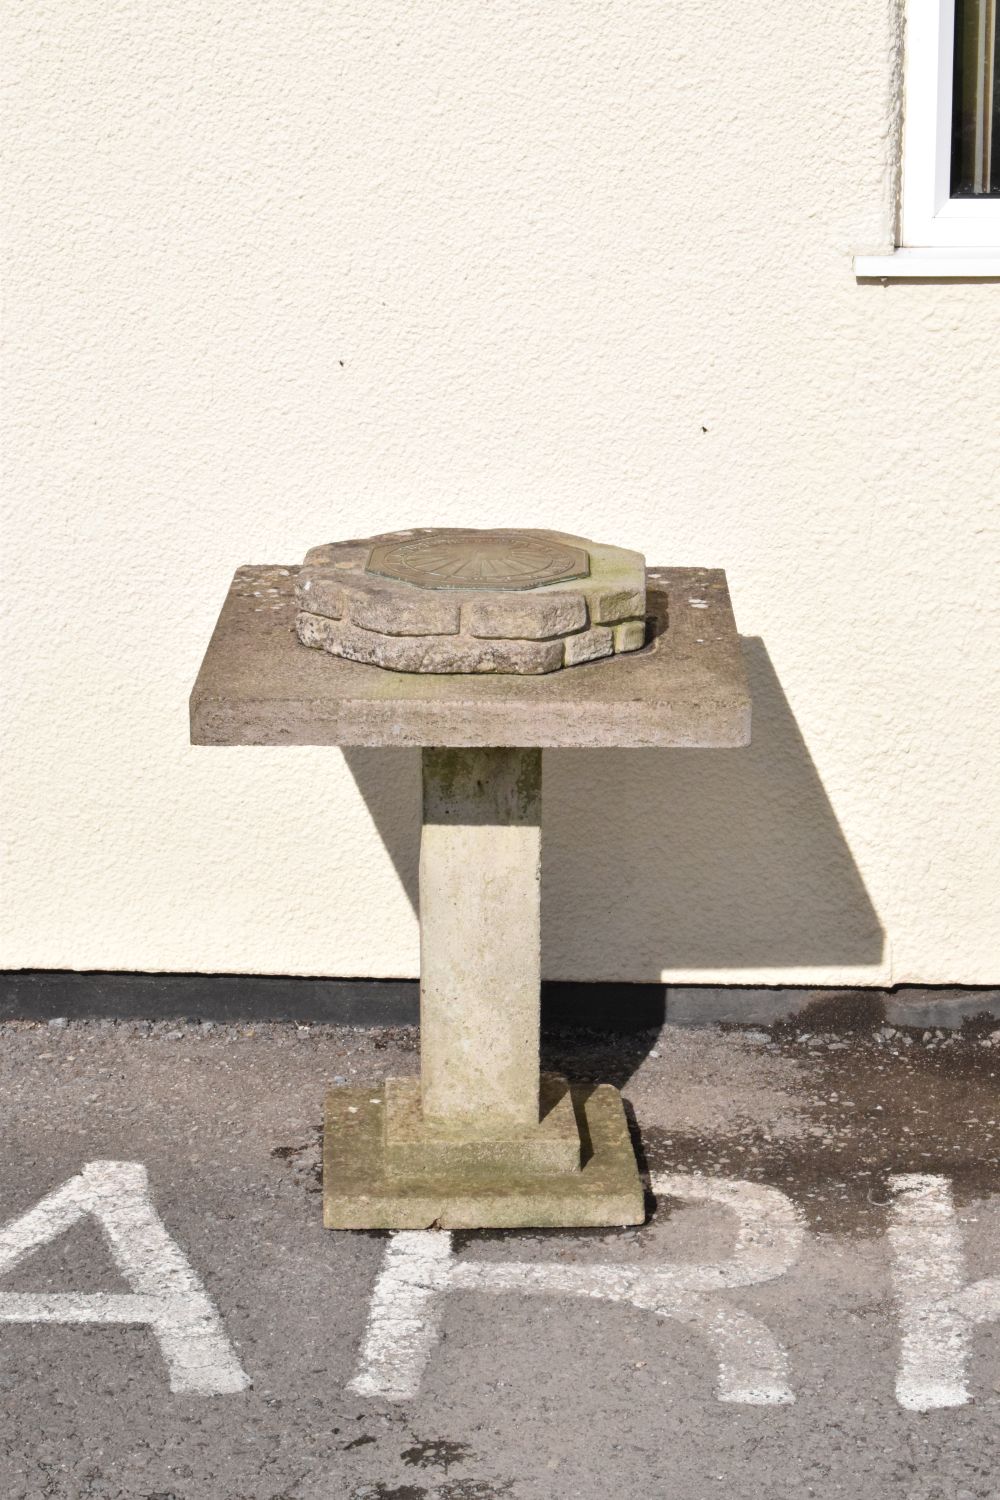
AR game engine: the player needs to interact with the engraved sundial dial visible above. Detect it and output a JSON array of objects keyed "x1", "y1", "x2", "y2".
[
  {"x1": 366, "y1": 529, "x2": 590, "y2": 591},
  {"x1": 293, "y1": 527, "x2": 647, "y2": 674}
]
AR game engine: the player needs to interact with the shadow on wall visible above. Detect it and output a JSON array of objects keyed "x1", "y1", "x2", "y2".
[{"x1": 342, "y1": 636, "x2": 884, "y2": 979}]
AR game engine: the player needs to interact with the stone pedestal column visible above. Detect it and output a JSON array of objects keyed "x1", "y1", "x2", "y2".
[
  {"x1": 318, "y1": 740, "x2": 644, "y2": 1226},
  {"x1": 419, "y1": 747, "x2": 541, "y2": 1130}
]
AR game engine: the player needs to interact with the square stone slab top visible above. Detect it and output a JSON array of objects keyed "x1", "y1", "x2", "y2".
[
  {"x1": 323, "y1": 1080, "x2": 645, "y2": 1229},
  {"x1": 189, "y1": 564, "x2": 750, "y2": 750}
]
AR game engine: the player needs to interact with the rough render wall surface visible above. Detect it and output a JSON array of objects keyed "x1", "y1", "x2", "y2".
[{"x1": 2, "y1": 1, "x2": 997, "y2": 986}]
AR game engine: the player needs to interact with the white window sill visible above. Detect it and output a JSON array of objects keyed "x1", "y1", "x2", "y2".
[{"x1": 854, "y1": 248, "x2": 1000, "y2": 278}]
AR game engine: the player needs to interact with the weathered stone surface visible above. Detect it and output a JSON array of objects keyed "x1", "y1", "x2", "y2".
[
  {"x1": 462, "y1": 591, "x2": 587, "y2": 640},
  {"x1": 591, "y1": 586, "x2": 647, "y2": 625},
  {"x1": 384, "y1": 1073, "x2": 580, "y2": 1177},
  {"x1": 293, "y1": 528, "x2": 646, "y2": 674},
  {"x1": 191, "y1": 565, "x2": 751, "y2": 748},
  {"x1": 563, "y1": 623, "x2": 615, "y2": 665},
  {"x1": 323, "y1": 1080, "x2": 645, "y2": 1229},
  {"x1": 317, "y1": 745, "x2": 642, "y2": 1228},
  {"x1": 613, "y1": 618, "x2": 647, "y2": 653},
  {"x1": 302, "y1": 539, "x2": 370, "y2": 570},
  {"x1": 297, "y1": 567, "x2": 463, "y2": 635},
  {"x1": 294, "y1": 573, "x2": 345, "y2": 620},
  {"x1": 345, "y1": 578, "x2": 461, "y2": 636},
  {"x1": 419, "y1": 747, "x2": 541, "y2": 1128},
  {"x1": 297, "y1": 612, "x2": 565, "y2": 674}
]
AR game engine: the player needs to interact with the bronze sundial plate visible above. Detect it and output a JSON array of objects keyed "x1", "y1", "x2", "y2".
[
  {"x1": 292, "y1": 527, "x2": 646, "y2": 675},
  {"x1": 366, "y1": 530, "x2": 590, "y2": 591}
]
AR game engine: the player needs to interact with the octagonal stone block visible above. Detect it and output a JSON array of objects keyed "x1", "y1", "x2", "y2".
[{"x1": 294, "y1": 527, "x2": 646, "y2": 674}]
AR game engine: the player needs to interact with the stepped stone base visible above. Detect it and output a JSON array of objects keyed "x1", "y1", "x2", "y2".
[
  {"x1": 384, "y1": 1073, "x2": 582, "y2": 1177},
  {"x1": 323, "y1": 1079, "x2": 646, "y2": 1230}
]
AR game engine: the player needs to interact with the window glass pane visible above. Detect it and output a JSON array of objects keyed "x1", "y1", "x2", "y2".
[{"x1": 952, "y1": 0, "x2": 999, "y2": 194}]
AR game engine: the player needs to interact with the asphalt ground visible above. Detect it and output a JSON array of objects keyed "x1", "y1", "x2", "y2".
[{"x1": 2, "y1": 1014, "x2": 999, "y2": 1500}]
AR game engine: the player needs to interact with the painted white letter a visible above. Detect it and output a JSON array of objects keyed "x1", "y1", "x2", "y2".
[{"x1": 0, "y1": 1160, "x2": 249, "y2": 1393}]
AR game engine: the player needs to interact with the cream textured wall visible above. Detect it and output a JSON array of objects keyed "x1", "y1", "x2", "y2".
[{"x1": 3, "y1": 0, "x2": 998, "y2": 986}]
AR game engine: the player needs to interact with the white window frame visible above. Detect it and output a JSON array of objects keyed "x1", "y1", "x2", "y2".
[{"x1": 855, "y1": 0, "x2": 1000, "y2": 277}]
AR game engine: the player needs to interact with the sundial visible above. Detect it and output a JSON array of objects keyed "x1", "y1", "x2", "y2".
[
  {"x1": 366, "y1": 529, "x2": 590, "y2": 590},
  {"x1": 190, "y1": 527, "x2": 751, "y2": 1229},
  {"x1": 294, "y1": 527, "x2": 647, "y2": 674}
]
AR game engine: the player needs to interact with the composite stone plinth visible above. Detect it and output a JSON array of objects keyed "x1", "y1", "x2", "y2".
[{"x1": 191, "y1": 556, "x2": 752, "y2": 1230}]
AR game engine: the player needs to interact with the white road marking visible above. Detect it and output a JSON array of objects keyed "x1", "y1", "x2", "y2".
[
  {"x1": 0, "y1": 1160, "x2": 250, "y2": 1394},
  {"x1": 889, "y1": 1172, "x2": 1000, "y2": 1411},
  {"x1": 349, "y1": 1172, "x2": 804, "y2": 1404},
  {"x1": 347, "y1": 1231, "x2": 454, "y2": 1400}
]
